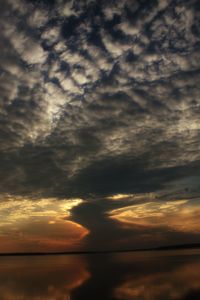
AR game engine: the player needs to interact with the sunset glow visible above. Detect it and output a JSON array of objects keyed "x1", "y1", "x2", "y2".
[
  {"x1": 0, "y1": 0, "x2": 200, "y2": 299},
  {"x1": 110, "y1": 199, "x2": 200, "y2": 234},
  {"x1": 0, "y1": 197, "x2": 89, "y2": 253}
]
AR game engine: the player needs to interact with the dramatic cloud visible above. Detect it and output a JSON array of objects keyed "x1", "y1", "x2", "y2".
[
  {"x1": 0, "y1": 0, "x2": 199, "y2": 251},
  {"x1": 0, "y1": 196, "x2": 88, "y2": 252}
]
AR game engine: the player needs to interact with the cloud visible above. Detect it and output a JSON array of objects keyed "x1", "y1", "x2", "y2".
[
  {"x1": 0, "y1": 0, "x2": 200, "y2": 250},
  {"x1": 0, "y1": 196, "x2": 89, "y2": 252},
  {"x1": 110, "y1": 199, "x2": 200, "y2": 233}
]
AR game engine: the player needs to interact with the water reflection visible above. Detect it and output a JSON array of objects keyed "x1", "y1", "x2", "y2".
[
  {"x1": 0, "y1": 255, "x2": 90, "y2": 300},
  {"x1": 0, "y1": 250, "x2": 200, "y2": 300},
  {"x1": 114, "y1": 252, "x2": 200, "y2": 300}
]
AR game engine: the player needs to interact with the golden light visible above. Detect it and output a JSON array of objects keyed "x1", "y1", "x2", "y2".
[
  {"x1": 0, "y1": 196, "x2": 89, "y2": 253},
  {"x1": 48, "y1": 221, "x2": 56, "y2": 224},
  {"x1": 107, "y1": 193, "x2": 156, "y2": 201},
  {"x1": 107, "y1": 194, "x2": 134, "y2": 200},
  {"x1": 109, "y1": 199, "x2": 200, "y2": 234}
]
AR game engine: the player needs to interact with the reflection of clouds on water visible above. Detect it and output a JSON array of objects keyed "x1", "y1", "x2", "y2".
[
  {"x1": 0, "y1": 255, "x2": 90, "y2": 300},
  {"x1": 0, "y1": 251, "x2": 200, "y2": 300},
  {"x1": 114, "y1": 260, "x2": 200, "y2": 299}
]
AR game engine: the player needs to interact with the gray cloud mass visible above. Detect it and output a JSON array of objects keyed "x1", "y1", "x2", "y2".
[{"x1": 0, "y1": 0, "x2": 200, "y2": 249}]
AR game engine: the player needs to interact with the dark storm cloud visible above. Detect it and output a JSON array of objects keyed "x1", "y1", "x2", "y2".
[
  {"x1": 71, "y1": 194, "x2": 200, "y2": 251},
  {"x1": 0, "y1": 0, "x2": 200, "y2": 248}
]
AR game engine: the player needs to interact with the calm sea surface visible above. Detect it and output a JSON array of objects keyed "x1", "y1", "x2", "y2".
[{"x1": 0, "y1": 249, "x2": 200, "y2": 300}]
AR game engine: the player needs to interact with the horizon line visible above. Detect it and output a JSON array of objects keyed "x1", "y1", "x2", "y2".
[{"x1": 0, "y1": 242, "x2": 200, "y2": 256}]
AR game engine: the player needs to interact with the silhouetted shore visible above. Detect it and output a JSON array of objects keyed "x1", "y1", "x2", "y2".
[{"x1": 0, "y1": 243, "x2": 200, "y2": 256}]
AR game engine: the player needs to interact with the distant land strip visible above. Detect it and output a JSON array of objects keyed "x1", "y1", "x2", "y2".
[{"x1": 0, "y1": 243, "x2": 200, "y2": 256}]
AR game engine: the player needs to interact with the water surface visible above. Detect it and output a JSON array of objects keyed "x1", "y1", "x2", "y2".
[{"x1": 0, "y1": 249, "x2": 200, "y2": 300}]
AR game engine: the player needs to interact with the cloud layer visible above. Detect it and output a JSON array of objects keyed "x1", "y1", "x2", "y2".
[{"x1": 0, "y1": 0, "x2": 200, "y2": 250}]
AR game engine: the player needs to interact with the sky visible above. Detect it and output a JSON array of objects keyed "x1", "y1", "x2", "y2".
[{"x1": 0, "y1": 0, "x2": 200, "y2": 253}]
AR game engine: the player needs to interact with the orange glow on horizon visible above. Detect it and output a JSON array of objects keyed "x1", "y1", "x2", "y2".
[{"x1": 0, "y1": 196, "x2": 89, "y2": 253}]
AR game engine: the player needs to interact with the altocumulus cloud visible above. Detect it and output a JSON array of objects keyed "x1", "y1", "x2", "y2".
[{"x1": 0, "y1": 0, "x2": 200, "y2": 249}]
